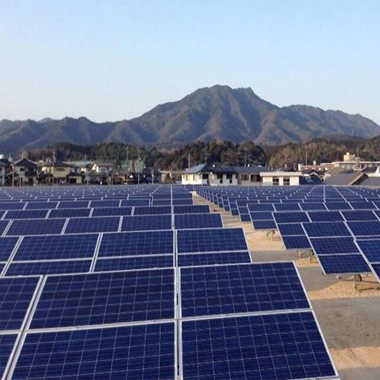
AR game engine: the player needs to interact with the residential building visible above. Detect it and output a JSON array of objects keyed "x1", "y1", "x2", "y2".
[
  {"x1": 182, "y1": 165, "x2": 238, "y2": 186},
  {"x1": 12, "y1": 158, "x2": 38, "y2": 185},
  {"x1": 260, "y1": 171, "x2": 303, "y2": 186}
]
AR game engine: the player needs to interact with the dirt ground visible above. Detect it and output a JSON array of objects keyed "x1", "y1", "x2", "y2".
[{"x1": 198, "y1": 195, "x2": 380, "y2": 380}]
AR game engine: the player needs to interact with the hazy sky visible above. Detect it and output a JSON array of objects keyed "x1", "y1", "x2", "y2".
[{"x1": 1, "y1": 0, "x2": 379, "y2": 123}]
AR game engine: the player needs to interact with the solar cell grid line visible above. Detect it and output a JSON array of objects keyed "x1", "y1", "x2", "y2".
[
  {"x1": 177, "y1": 251, "x2": 251, "y2": 267},
  {"x1": 121, "y1": 215, "x2": 172, "y2": 232},
  {"x1": 177, "y1": 228, "x2": 248, "y2": 254},
  {"x1": 6, "y1": 218, "x2": 65, "y2": 236},
  {"x1": 28, "y1": 268, "x2": 175, "y2": 329},
  {"x1": 174, "y1": 213, "x2": 223, "y2": 230},
  {"x1": 179, "y1": 262, "x2": 311, "y2": 318},
  {"x1": 0, "y1": 333, "x2": 18, "y2": 379},
  {"x1": 0, "y1": 276, "x2": 41, "y2": 331},
  {"x1": 347, "y1": 221, "x2": 380, "y2": 237},
  {"x1": 273, "y1": 212, "x2": 310, "y2": 224},
  {"x1": 14, "y1": 234, "x2": 99, "y2": 261},
  {"x1": 5, "y1": 259, "x2": 92, "y2": 276},
  {"x1": 65, "y1": 216, "x2": 121, "y2": 234},
  {"x1": 180, "y1": 311, "x2": 338, "y2": 380},
  {"x1": 302, "y1": 221, "x2": 352, "y2": 238},
  {"x1": 307, "y1": 211, "x2": 345, "y2": 222},
  {"x1": 355, "y1": 239, "x2": 380, "y2": 263},
  {"x1": 94, "y1": 255, "x2": 174, "y2": 272},
  {"x1": 318, "y1": 254, "x2": 371, "y2": 275},
  {"x1": 310, "y1": 237, "x2": 360, "y2": 255},
  {"x1": 98, "y1": 230, "x2": 174, "y2": 257}
]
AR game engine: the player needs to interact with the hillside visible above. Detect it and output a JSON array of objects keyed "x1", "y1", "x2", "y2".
[{"x1": 1, "y1": 85, "x2": 380, "y2": 154}]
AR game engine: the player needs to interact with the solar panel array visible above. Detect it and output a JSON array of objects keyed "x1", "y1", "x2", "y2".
[{"x1": 0, "y1": 184, "x2": 339, "y2": 380}]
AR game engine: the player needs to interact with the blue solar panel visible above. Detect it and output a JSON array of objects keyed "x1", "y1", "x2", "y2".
[
  {"x1": 249, "y1": 211, "x2": 273, "y2": 221},
  {"x1": 0, "y1": 277, "x2": 40, "y2": 330},
  {"x1": 98, "y1": 231, "x2": 174, "y2": 257},
  {"x1": 95, "y1": 255, "x2": 174, "y2": 271},
  {"x1": 247, "y1": 204, "x2": 274, "y2": 212},
  {"x1": 134, "y1": 206, "x2": 172, "y2": 215},
  {"x1": 173, "y1": 199, "x2": 193, "y2": 205},
  {"x1": 300, "y1": 202, "x2": 326, "y2": 211},
  {"x1": 252, "y1": 220, "x2": 277, "y2": 230},
  {"x1": 303, "y1": 222, "x2": 351, "y2": 238},
  {"x1": 121, "y1": 199, "x2": 150, "y2": 206},
  {"x1": 274, "y1": 203, "x2": 301, "y2": 211},
  {"x1": 0, "y1": 334, "x2": 17, "y2": 378},
  {"x1": 356, "y1": 239, "x2": 380, "y2": 262},
  {"x1": 5, "y1": 260, "x2": 92, "y2": 276},
  {"x1": 49, "y1": 208, "x2": 91, "y2": 218},
  {"x1": 307, "y1": 211, "x2": 344, "y2": 222},
  {"x1": 240, "y1": 214, "x2": 251, "y2": 222},
  {"x1": 12, "y1": 323, "x2": 175, "y2": 380},
  {"x1": 90, "y1": 200, "x2": 120, "y2": 208},
  {"x1": 182, "y1": 312, "x2": 337, "y2": 380},
  {"x1": 178, "y1": 251, "x2": 251, "y2": 267},
  {"x1": 4, "y1": 210, "x2": 48, "y2": 220},
  {"x1": 274, "y1": 212, "x2": 309, "y2": 224},
  {"x1": 341, "y1": 210, "x2": 377, "y2": 221},
  {"x1": 0, "y1": 203, "x2": 24, "y2": 210},
  {"x1": 65, "y1": 216, "x2": 120, "y2": 234},
  {"x1": 282, "y1": 236, "x2": 311, "y2": 249},
  {"x1": 0, "y1": 220, "x2": 10, "y2": 235},
  {"x1": 177, "y1": 228, "x2": 247, "y2": 253},
  {"x1": 175, "y1": 213, "x2": 222, "y2": 229},
  {"x1": 30, "y1": 269, "x2": 174, "y2": 329},
  {"x1": 325, "y1": 202, "x2": 352, "y2": 211},
  {"x1": 310, "y1": 237, "x2": 359, "y2": 255},
  {"x1": 278, "y1": 223, "x2": 304, "y2": 236},
  {"x1": 14, "y1": 234, "x2": 98, "y2": 260},
  {"x1": 347, "y1": 221, "x2": 380, "y2": 237},
  {"x1": 180, "y1": 263, "x2": 310, "y2": 318},
  {"x1": 349, "y1": 201, "x2": 375, "y2": 210},
  {"x1": 25, "y1": 202, "x2": 58, "y2": 210},
  {"x1": 0, "y1": 237, "x2": 19, "y2": 261},
  {"x1": 57, "y1": 201, "x2": 89, "y2": 209},
  {"x1": 121, "y1": 215, "x2": 172, "y2": 231},
  {"x1": 173, "y1": 205, "x2": 209, "y2": 214},
  {"x1": 92, "y1": 207, "x2": 132, "y2": 217},
  {"x1": 318, "y1": 254, "x2": 370, "y2": 274},
  {"x1": 7, "y1": 219, "x2": 65, "y2": 236}
]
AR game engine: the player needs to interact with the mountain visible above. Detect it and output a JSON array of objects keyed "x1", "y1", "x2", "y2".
[{"x1": 1, "y1": 85, "x2": 380, "y2": 154}]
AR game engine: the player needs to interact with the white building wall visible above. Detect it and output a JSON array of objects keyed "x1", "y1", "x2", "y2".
[{"x1": 181, "y1": 174, "x2": 207, "y2": 185}]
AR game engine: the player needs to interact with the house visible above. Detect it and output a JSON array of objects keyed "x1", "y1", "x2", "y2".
[
  {"x1": 181, "y1": 165, "x2": 238, "y2": 186},
  {"x1": 235, "y1": 166, "x2": 269, "y2": 185},
  {"x1": 11, "y1": 158, "x2": 38, "y2": 185},
  {"x1": 39, "y1": 162, "x2": 72, "y2": 184},
  {"x1": 260, "y1": 171, "x2": 303, "y2": 186}
]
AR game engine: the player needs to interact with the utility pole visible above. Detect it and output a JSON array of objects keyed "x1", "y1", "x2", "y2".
[
  {"x1": 305, "y1": 146, "x2": 308, "y2": 166},
  {"x1": 188, "y1": 153, "x2": 191, "y2": 169}
]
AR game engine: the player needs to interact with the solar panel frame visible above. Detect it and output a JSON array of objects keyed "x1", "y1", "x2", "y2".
[
  {"x1": 0, "y1": 333, "x2": 19, "y2": 380},
  {"x1": 177, "y1": 251, "x2": 251, "y2": 267}
]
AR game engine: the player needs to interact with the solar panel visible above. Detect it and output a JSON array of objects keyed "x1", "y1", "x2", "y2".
[
  {"x1": 0, "y1": 277, "x2": 40, "y2": 331},
  {"x1": 134, "y1": 206, "x2": 172, "y2": 215},
  {"x1": 356, "y1": 239, "x2": 380, "y2": 262},
  {"x1": 4, "y1": 210, "x2": 48, "y2": 220},
  {"x1": 92, "y1": 207, "x2": 133, "y2": 217},
  {"x1": 277, "y1": 223, "x2": 304, "y2": 236},
  {"x1": 249, "y1": 211, "x2": 273, "y2": 221},
  {"x1": 177, "y1": 228, "x2": 247, "y2": 254},
  {"x1": 48, "y1": 208, "x2": 91, "y2": 218},
  {"x1": 0, "y1": 237, "x2": 19, "y2": 261},
  {"x1": 174, "y1": 213, "x2": 222, "y2": 229},
  {"x1": 307, "y1": 211, "x2": 344, "y2": 222},
  {"x1": 0, "y1": 203, "x2": 24, "y2": 210},
  {"x1": 325, "y1": 202, "x2": 352, "y2": 211},
  {"x1": 282, "y1": 236, "x2": 311, "y2": 249},
  {"x1": 173, "y1": 198, "x2": 193, "y2": 205},
  {"x1": 65, "y1": 216, "x2": 120, "y2": 234},
  {"x1": 6, "y1": 219, "x2": 65, "y2": 236},
  {"x1": 178, "y1": 251, "x2": 251, "y2": 267},
  {"x1": 274, "y1": 203, "x2": 301, "y2": 211},
  {"x1": 180, "y1": 263, "x2": 310, "y2": 318},
  {"x1": 349, "y1": 201, "x2": 375, "y2": 210},
  {"x1": 25, "y1": 201, "x2": 58, "y2": 210},
  {"x1": 98, "y1": 231, "x2": 174, "y2": 257},
  {"x1": 347, "y1": 221, "x2": 380, "y2": 237},
  {"x1": 173, "y1": 205, "x2": 209, "y2": 214},
  {"x1": 14, "y1": 234, "x2": 98, "y2": 260},
  {"x1": 300, "y1": 202, "x2": 327, "y2": 211},
  {"x1": 121, "y1": 215, "x2": 172, "y2": 232},
  {"x1": 318, "y1": 254, "x2": 370, "y2": 275},
  {"x1": 90, "y1": 200, "x2": 120, "y2": 208},
  {"x1": 94, "y1": 255, "x2": 174, "y2": 272},
  {"x1": 11, "y1": 323, "x2": 175, "y2": 380},
  {"x1": 247, "y1": 203, "x2": 274, "y2": 212},
  {"x1": 252, "y1": 220, "x2": 277, "y2": 230},
  {"x1": 240, "y1": 214, "x2": 251, "y2": 222},
  {"x1": 30, "y1": 269, "x2": 175, "y2": 329},
  {"x1": 121, "y1": 199, "x2": 150, "y2": 206},
  {"x1": 5, "y1": 260, "x2": 92, "y2": 276},
  {"x1": 341, "y1": 210, "x2": 378, "y2": 221},
  {"x1": 310, "y1": 237, "x2": 359, "y2": 255},
  {"x1": 0, "y1": 220, "x2": 10, "y2": 235},
  {"x1": 0, "y1": 334, "x2": 17, "y2": 379},
  {"x1": 274, "y1": 212, "x2": 309, "y2": 224},
  {"x1": 57, "y1": 200, "x2": 90, "y2": 209},
  {"x1": 303, "y1": 222, "x2": 351, "y2": 238},
  {"x1": 181, "y1": 312, "x2": 337, "y2": 380}
]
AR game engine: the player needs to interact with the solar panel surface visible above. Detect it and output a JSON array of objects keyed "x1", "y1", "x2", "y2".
[
  {"x1": 7, "y1": 219, "x2": 65, "y2": 236},
  {"x1": 310, "y1": 237, "x2": 359, "y2": 255},
  {"x1": 356, "y1": 239, "x2": 380, "y2": 262},
  {"x1": 174, "y1": 213, "x2": 222, "y2": 229},
  {"x1": 282, "y1": 236, "x2": 311, "y2": 249},
  {"x1": 48, "y1": 208, "x2": 91, "y2": 218},
  {"x1": 347, "y1": 221, "x2": 380, "y2": 237},
  {"x1": 318, "y1": 254, "x2": 370, "y2": 275},
  {"x1": 0, "y1": 236, "x2": 19, "y2": 261},
  {"x1": 121, "y1": 215, "x2": 172, "y2": 232},
  {"x1": 94, "y1": 255, "x2": 174, "y2": 271},
  {"x1": 0, "y1": 334, "x2": 17, "y2": 379},
  {"x1": 303, "y1": 222, "x2": 351, "y2": 238}
]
